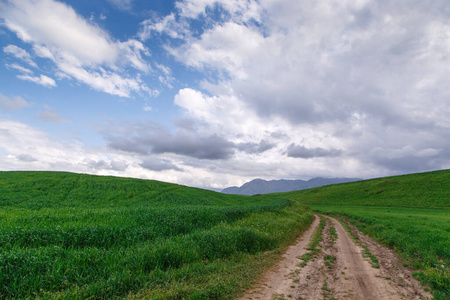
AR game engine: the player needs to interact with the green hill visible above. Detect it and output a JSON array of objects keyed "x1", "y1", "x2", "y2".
[
  {"x1": 0, "y1": 171, "x2": 313, "y2": 299},
  {"x1": 0, "y1": 171, "x2": 279, "y2": 209},
  {"x1": 279, "y1": 169, "x2": 450, "y2": 208}
]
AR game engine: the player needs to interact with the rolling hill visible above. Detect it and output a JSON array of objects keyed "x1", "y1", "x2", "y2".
[
  {"x1": 0, "y1": 171, "x2": 261, "y2": 208},
  {"x1": 278, "y1": 169, "x2": 450, "y2": 208}
]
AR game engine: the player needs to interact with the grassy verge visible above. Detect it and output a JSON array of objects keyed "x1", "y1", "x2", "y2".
[
  {"x1": 313, "y1": 205, "x2": 450, "y2": 299},
  {"x1": 329, "y1": 225, "x2": 337, "y2": 244}
]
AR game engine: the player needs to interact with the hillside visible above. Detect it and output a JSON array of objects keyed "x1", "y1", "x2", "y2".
[
  {"x1": 221, "y1": 177, "x2": 362, "y2": 195},
  {"x1": 278, "y1": 169, "x2": 450, "y2": 208},
  {"x1": 0, "y1": 171, "x2": 313, "y2": 299},
  {"x1": 0, "y1": 171, "x2": 272, "y2": 209}
]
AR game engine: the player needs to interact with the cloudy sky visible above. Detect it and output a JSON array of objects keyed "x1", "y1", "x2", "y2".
[{"x1": 1, "y1": 0, "x2": 449, "y2": 189}]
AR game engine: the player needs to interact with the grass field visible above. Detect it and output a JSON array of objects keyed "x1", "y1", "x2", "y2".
[
  {"x1": 0, "y1": 171, "x2": 313, "y2": 299},
  {"x1": 278, "y1": 169, "x2": 450, "y2": 299},
  {"x1": 1, "y1": 170, "x2": 449, "y2": 299}
]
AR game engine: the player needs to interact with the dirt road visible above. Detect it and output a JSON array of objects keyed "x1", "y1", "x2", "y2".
[{"x1": 241, "y1": 215, "x2": 431, "y2": 300}]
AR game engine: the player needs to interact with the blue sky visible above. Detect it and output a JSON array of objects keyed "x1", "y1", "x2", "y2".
[{"x1": 1, "y1": 0, "x2": 449, "y2": 189}]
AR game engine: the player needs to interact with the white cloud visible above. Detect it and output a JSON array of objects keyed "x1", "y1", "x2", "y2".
[
  {"x1": 16, "y1": 153, "x2": 37, "y2": 162},
  {"x1": 140, "y1": 13, "x2": 189, "y2": 40},
  {"x1": 0, "y1": 0, "x2": 152, "y2": 97},
  {"x1": 175, "y1": 0, "x2": 216, "y2": 18},
  {"x1": 140, "y1": 158, "x2": 183, "y2": 172},
  {"x1": 4, "y1": 44, "x2": 57, "y2": 88},
  {"x1": 2, "y1": 0, "x2": 450, "y2": 188},
  {"x1": 0, "y1": 94, "x2": 32, "y2": 111},
  {"x1": 169, "y1": 22, "x2": 265, "y2": 79},
  {"x1": 108, "y1": 0, "x2": 133, "y2": 11},
  {"x1": 171, "y1": 86, "x2": 354, "y2": 183},
  {"x1": 174, "y1": 87, "x2": 262, "y2": 136},
  {"x1": 38, "y1": 105, "x2": 68, "y2": 123},
  {"x1": 17, "y1": 74, "x2": 56, "y2": 87},
  {"x1": 0, "y1": 120, "x2": 110, "y2": 173},
  {"x1": 0, "y1": 119, "x2": 209, "y2": 187},
  {"x1": 6, "y1": 63, "x2": 33, "y2": 74},
  {"x1": 118, "y1": 39, "x2": 151, "y2": 72},
  {"x1": 2, "y1": 0, "x2": 117, "y2": 65},
  {"x1": 159, "y1": 0, "x2": 450, "y2": 183},
  {"x1": 56, "y1": 61, "x2": 144, "y2": 97},
  {"x1": 167, "y1": 0, "x2": 450, "y2": 126},
  {"x1": 3, "y1": 44, "x2": 37, "y2": 67},
  {"x1": 175, "y1": 0, "x2": 261, "y2": 22},
  {"x1": 140, "y1": 0, "x2": 262, "y2": 41},
  {"x1": 155, "y1": 63, "x2": 174, "y2": 88}
]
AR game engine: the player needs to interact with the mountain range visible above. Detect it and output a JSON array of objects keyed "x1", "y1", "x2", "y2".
[{"x1": 221, "y1": 177, "x2": 362, "y2": 195}]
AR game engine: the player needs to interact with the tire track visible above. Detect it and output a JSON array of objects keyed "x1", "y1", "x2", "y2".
[{"x1": 240, "y1": 215, "x2": 432, "y2": 300}]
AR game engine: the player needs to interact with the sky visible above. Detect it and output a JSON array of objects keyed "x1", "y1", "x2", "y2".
[{"x1": 0, "y1": 0, "x2": 449, "y2": 190}]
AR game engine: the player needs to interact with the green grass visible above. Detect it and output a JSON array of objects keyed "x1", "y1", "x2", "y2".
[
  {"x1": 298, "y1": 216, "x2": 325, "y2": 267},
  {"x1": 324, "y1": 255, "x2": 336, "y2": 270},
  {"x1": 361, "y1": 245, "x2": 380, "y2": 269},
  {"x1": 329, "y1": 225, "x2": 337, "y2": 244},
  {"x1": 3, "y1": 169, "x2": 449, "y2": 299},
  {"x1": 280, "y1": 169, "x2": 450, "y2": 208},
  {"x1": 305, "y1": 216, "x2": 325, "y2": 253},
  {"x1": 0, "y1": 171, "x2": 283, "y2": 209},
  {"x1": 0, "y1": 171, "x2": 313, "y2": 299}
]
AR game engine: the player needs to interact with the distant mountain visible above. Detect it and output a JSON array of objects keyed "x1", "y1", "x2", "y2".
[{"x1": 221, "y1": 177, "x2": 362, "y2": 195}]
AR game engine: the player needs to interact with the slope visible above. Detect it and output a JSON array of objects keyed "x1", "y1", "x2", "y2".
[
  {"x1": 279, "y1": 169, "x2": 450, "y2": 208},
  {"x1": 0, "y1": 171, "x2": 280, "y2": 208}
]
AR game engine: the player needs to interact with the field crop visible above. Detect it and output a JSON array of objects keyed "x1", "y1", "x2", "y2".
[{"x1": 0, "y1": 171, "x2": 313, "y2": 299}]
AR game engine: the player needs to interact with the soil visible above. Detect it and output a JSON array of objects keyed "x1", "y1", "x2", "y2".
[{"x1": 240, "y1": 215, "x2": 432, "y2": 300}]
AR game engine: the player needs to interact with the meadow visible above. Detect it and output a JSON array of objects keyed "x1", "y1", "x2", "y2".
[
  {"x1": 278, "y1": 169, "x2": 450, "y2": 299},
  {"x1": 0, "y1": 171, "x2": 313, "y2": 299},
  {"x1": 1, "y1": 170, "x2": 449, "y2": 299}
]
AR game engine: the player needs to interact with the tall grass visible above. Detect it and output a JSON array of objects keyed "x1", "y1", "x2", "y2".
[{"x1": 0, "y1": 171, "x2": 313, "y2": 299}]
